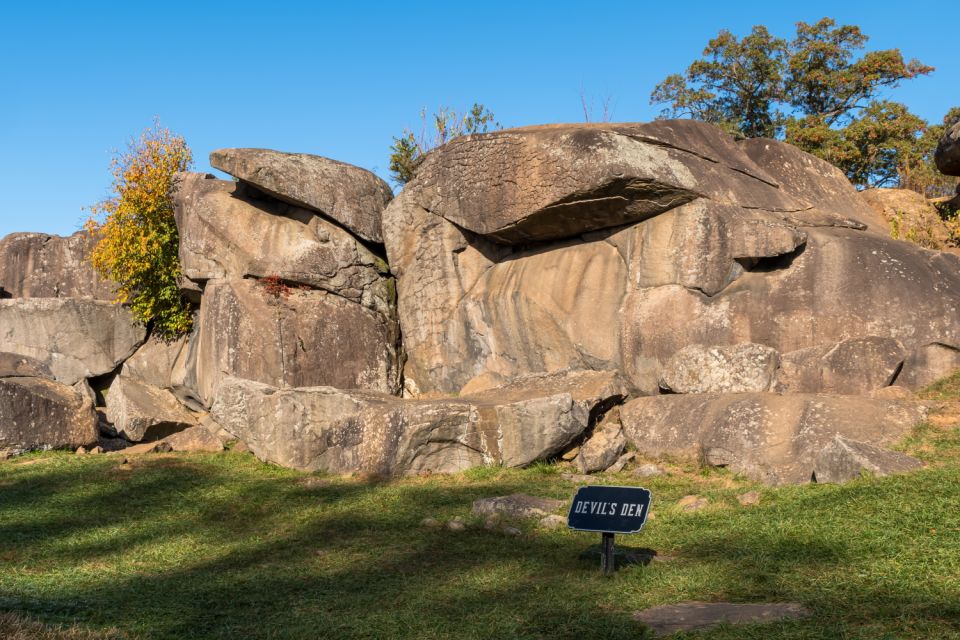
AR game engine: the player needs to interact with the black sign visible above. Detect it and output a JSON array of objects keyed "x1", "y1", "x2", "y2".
[{"x1": 568, "y1": 485, "x2": 652, "y2": 534}]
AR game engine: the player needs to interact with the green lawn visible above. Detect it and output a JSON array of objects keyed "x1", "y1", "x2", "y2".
[{"x1": 1, "y1": 387, "x2": 959, "y2": 639}]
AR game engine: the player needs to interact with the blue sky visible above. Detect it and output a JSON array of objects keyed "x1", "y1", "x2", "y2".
[{"x1": 1, "y1": 0, "x2": 957, "y2": 238}]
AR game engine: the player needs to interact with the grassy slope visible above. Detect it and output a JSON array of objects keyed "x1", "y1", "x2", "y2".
[{"x1": 1, "y1": 375, "x2": 959, "y2": 639}]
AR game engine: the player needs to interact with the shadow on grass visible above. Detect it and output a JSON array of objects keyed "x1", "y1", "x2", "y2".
[{"x1": 1, "y1": 454, "x2": 959, "y2": 639}]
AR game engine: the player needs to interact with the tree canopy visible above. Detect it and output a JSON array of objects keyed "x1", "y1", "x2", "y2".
[
  {"x1": 85, "y1": 122, "x2": 194, "y2": 340},
  {"x1": 650, "y1": 18, "x2": 950, "y2": 193}
]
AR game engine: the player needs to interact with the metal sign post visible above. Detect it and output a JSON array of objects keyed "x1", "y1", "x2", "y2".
[{"x1": 568, "y1": 485, "x2": 652, "y2": 575}]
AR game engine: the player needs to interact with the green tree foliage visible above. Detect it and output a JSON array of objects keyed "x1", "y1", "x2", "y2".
[
  {"x1": 85, "y1": 122, "x2": 194, "y2": 340},
  {"x1": 651, "y1": 18, "x2": 939, "y2": 190},
  {"x1": 389, "y1": 103, "x2": 500, "y2": 185}
]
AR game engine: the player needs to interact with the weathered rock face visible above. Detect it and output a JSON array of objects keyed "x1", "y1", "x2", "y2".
[
  {"x1": 406, "y1": 120, "x2": 805, "y2": 245},
  {"x1": 575, "y1": 409, "x2": 626, "y2": 473},
  {"x1": 620, "y1": 228, "x2": 960, "y2": 373},
  {"x1": 104, "y1": 375, "x2": 197, "y2": 442},
  {"x1": 208, "y1": 149, "x2": 392, "y2": 244},
  {"x1": 194, "y1": 279, "x2": 400, "y2": 406},
  {"x1": 897, "y1": 343, "x2": 960, "y2": 390},
  {"x1": 621, "y1": 393, "x2": 927, "y2": 484},
  {"x1": 0, "y1": 375, "x2": 98, "y2": 452},
  {"x1": 659, "y1": 343, "x2": 779, "y2": 394},
  {"x1": 739, "y1": 138, "x2": 886, "y2": 231},
  {"x1": 813, "y1": 435, "x2": 922, "y2": 483},
  {"x1": 211, "y1": 370, "x2": 625, "y2": 474},
  {"x1": 775, "y1": 337, "x2": 906, "y2": 395},
  {"x1": 172, "y1": 173, "x2": 393, "y2": 317},
  {"x1": 936, "y1": 121, "x2": 960, "y2": 176},
  {"x1": 0, "y1": 299, "x2": 146, "y2": 385},
  {"x1": 0, "y1": 231, "x2": 116, "y2": 300},
  {"x1": 0, "y1": 352, "x2": 54, "y2": 379},
  {"x1": 860, "y1": 188, "x2": 957, "y2": 251}
]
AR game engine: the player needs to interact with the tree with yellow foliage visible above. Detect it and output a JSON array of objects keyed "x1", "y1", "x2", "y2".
[{"x1": 85, "y1": 121, "x2": 193, "y2": 339}]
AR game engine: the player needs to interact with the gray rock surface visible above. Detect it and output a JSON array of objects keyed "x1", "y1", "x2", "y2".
[
  {"x1": 211, "y1": 370, "x2": 625, "y2": 475},
  {"x1": 104, "y1": 375, "x2": 197, "y2": 442},
  {"x1": 164, "y1": 425, "x2": 224, "y2": 453},
  {"x1": 0, "y1": 299, "x2": 146, "y2": 385},
  {"x1": 194, "y1": 279, "x2": 400, "y2": 405},
  {"x1": 814, "y1": 435, "x2": 922, "y2": 483},
  {"x1": 208, "y1": 149, "x2": 392, "y2": 244},
  {"x1": 659, "y1": 343, "x2": 779, "y2": 394},
  {"x1": 0, "y1": 353, "x2": 54, "y2": 379},
  {"x1": 634, "y1": 601, "x2": 809, "y2": 637},
  {"x1": 936, "y1": 121, "x2": 960, "y2": 176},
  {"x1": 471, "y1": 494, "x2": 565, "y2": 519},
  {"x1": 621, "y1": 393, "x2": 927, "y2": 484},
  {"x1": 575, "y1": 410, "x2": 626, "y2": 473},
  {"x1": 897, "y1": 343, "x2": 960, "y2": 390},
  {"x1": 0, "y1": 375, "x2": 98, "y2": 453},
  {"x1": 172, "y1": 173, "x2": 393, "y2": 317},
  {"x1": 776, "y1": 336, "x2": 906, "y2": 394},
  {"x1": 0, "y1": 231, "x2": 116, "y2": 300}
]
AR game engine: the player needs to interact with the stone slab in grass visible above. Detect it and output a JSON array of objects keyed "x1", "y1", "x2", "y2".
[
  {"x1": 633, "y1": 601, "x2": 809, "y2": 636},
  {"x1": 471, "y1": 494, "x2": 565, "y2": 519}
]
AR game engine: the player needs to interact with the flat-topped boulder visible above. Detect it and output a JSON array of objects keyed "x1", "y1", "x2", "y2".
[
  {"x1": 211, "y1": 370, "x2": 625, "y2": 475},
  {"x1": 172, "y1": 173, "x2": 393, "y2": 317},
  {"x1": 0, "y1": 231, "x2": 116, "y2": 300},
  {"x1": 209, "y1": 149, "x2": 391, "y2": 244},
  {"x1": 104, "y1": 374, "x2": 197, "y2": 442},
  {"x1": 0, "y1": 375, "x2": 98, "y2": 453},
  {"x1": 620, "y1": 392, "x2": 927, "y2": 484},
  {"x1": 404, "y1": 119, "x2": 806, "y2": 245},
  {"x1": 0, "y1": 298, "x2": 146, "y2": 385}
]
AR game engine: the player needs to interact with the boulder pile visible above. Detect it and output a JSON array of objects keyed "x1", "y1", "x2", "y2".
[{"x1": 3, "y1": 120, "x2": 959, "y2": 484}]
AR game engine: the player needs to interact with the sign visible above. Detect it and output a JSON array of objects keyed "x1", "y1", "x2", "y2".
[{"x1": 568, "y1": 485, "x2": 652, "y2": 534}]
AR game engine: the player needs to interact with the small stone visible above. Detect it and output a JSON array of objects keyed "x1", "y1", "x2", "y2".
[
  {"x1": 607, "y1": 451, "x2": 636, "y2": 473},
  {"x1": 483, "y1": 513, "x2": 502, "y2": 530},
  {"x1": 90, "y1": 446, "x2": 103, "y2": 455},
  {"x1": 738, "y1": 491, "x2": 761, "y2": 506},
  {"x1": 634, "y1": 464, "x2": 664, "y2": 478},
  {"x1": 447, "y1": 517, "x2": 467, "y2": 532},
  {"x1": 420, "y1": 517, "x2": 441, "y2": 529},
  {"x1": 471, "y1": 494, "x2": 565, "y2": 520},
  {"x1": 233, "y1": 441, "x2": 251, "y2": 453},
  {"x1": 502, "y1": 526, "x2": 522, "y2": 536},
  {"x1": 561, "y1": 472, "x2": 599, "y2": 484},
  {"x1": 677, "y1": 495, "x2": 709, "y2": 512},
  {"x1": 539, "y1": 515, "x2": 567, "y2": 530},
  {"x1": 560, "y1": 446, "x2": 580, "y2": 461},
  {"x1": 75, "y1": 446, "x2": 88, "y2": 455},
  {"x1": 0, "y1": 449, "x2": 10, "y2": 461}
]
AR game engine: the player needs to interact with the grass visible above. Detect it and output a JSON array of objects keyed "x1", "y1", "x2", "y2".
[{"x1": 1, "y1": 381, "x2": 959, "y2": 639}]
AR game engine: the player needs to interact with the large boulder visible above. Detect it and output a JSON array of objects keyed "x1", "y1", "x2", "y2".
[
  {"x1": 0, "y1": 352, "x2": 54, "y2": 379},
  {"x1": 0, "y1": 375, "x2": 98, "y2": 453},
  {"x1": 208, "y1": 149, "x2": 392, "y2": 244},
  {"x1": 659, "y1": 343, "x2": 780, "y2": 394},
  {"x1": 0, "y1": 231, "x2": 116, "y2": 300},
  {"x1": 775, "y1": 337, "x2": 906, "y2": 395},
  {"x1": 897, "y1": 343, "x2": 960, "y2": 390},
  {"x1": 172, "y1": 173, "x2": 393, "y2": 317},
  {"x1": 739, "y1": 138, "x2": 887, "y2": 231},
  {"x1": 104, "y1": 375, "x2": 197, "y2": 442},
  {"x1": 0, "y1": 299, "x2": 146, "y2": 385},
  {"x1": 860, "y1": 188, "x2": 957, "y2": 251},
  {"x1": 936, "y1": 121, "x2": 960, "y2": 176},
  {"x1": 194, "y1": 279, "x2": 400, "y2": 406},
  {"x1": 404, "y1": 120, "x2": 808, "y2": 245},
  {"x1": 813, "y1": 435, "x2": 922, "y2": 483},
  {"x1": 211, "y1": 370, "x2": 625, "y2": 474},
  {"x1": 620, "y1": 393, "x2": 927, "y2": 484}
]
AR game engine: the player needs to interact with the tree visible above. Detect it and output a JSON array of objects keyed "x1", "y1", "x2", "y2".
[
  {"x1": 85, "y1": 121, "x2": 193, "y2": 340},
  {"x1": 651, "y1": 18, "x2": 936, "y2": 189},
  {"x1": 389, "y1": 103, "x2": 499, "y2": 185}
]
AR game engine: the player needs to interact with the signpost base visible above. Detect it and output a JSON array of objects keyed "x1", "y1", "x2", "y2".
[{"x1": 601, "y1": 532, "x2": 615, "y2": 575}]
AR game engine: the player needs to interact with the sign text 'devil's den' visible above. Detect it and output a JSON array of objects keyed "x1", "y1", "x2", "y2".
[{"x1": 567, "y1": 485, "x2": 652, "y2": 534}]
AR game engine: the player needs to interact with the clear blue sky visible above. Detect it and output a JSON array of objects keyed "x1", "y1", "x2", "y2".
[{"x1": 1, "y1": 1, "x2": 957, "y2": 238}]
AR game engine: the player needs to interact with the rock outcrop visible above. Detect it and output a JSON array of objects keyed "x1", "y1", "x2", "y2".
[
  {"x1": 860, "y1": 188, "x2": 957, "y2": 251},
  {"x1": 0, "y1": 231, "x2": 116, "y2": 300},
  {"x1": 209, "y1": 149, "x2": 392, "y2": 244},
  {"x1": 104, "y1": 375, "x2": 197, "y2": 442},
  {"x1": 211, "y1": 370, "x2": 625, "y2": 474},
  {"x1": 0, "y1": 299, "x2": 146, "y2": 385},
  {"x1": 620, "y1": 393, "x2": 927, "y2": 484},
  {"x1": 0, "y1": 375, "x2": 98, "y2": 453}
]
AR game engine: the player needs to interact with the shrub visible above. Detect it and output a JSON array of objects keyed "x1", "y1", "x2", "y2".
[{"x1": 85, "y1": 121, "x2": 193, "y2": 340}]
